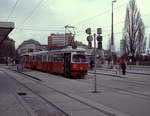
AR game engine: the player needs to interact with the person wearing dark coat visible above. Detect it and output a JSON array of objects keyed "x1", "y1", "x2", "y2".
[
  {"x1": 90, "y1": 60, "x2": 94, "y2": 70},
  {"x1": 120, "y1": 60, "x2": 126, "y2": 75}
]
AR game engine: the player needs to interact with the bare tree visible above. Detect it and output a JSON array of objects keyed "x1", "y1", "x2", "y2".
[
  {"x1": 122, "y1": 0, "x2": 146, "y2": 60},
  {"x1": 147, "y1": 35, "x2": 150, "y2": 53}
]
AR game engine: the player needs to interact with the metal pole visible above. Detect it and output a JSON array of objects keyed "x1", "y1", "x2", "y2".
[
  {"x1": 65, "y1": 27, "x2": 66, "y2": 46},
  {"x1": 111, "y1": 0, "x2": 116, "y2": 68},
  {"x1": 94, "y1": 33, "x2": 97, "y2": 93},
  {"x1": 111, "y1": 1, "x2": 114, "y2": 67},
  {"x1": 111, "y1": 1, "x2": 114, "y2": 46}
]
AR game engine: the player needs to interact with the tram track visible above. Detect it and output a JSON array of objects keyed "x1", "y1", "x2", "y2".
[
  {"x1": 10, "y1": 67, "x2": 150, "y2": 99},
  {"x1": 9, "y1": 68, "x2": 150, "y2": 100},
  {"x1": 5, "y1": 68, "x2": 121, "y2": 116},
  {"x1": 3, "y1": 70, "x2": 70, "y2": 116}
]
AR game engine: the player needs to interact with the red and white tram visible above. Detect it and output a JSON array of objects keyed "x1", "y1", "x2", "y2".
[{"x1": 24, "y1": 46, "x2": 88, "y2": 77}]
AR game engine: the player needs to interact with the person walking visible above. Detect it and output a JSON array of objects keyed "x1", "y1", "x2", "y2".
[
  {"x1": 120, "y1": 60, "x2": 126, "y2": 75},
  {"x1": 90, "y1": 60, "x2": 94, "y2": 70},
  {"x1": 115, "y1": 60, "x2": 121, "y2": 75}
]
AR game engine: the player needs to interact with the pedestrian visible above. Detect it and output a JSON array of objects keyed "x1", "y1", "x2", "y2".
[
  {"x1": 90, "y1": 60, "x2": 94, "y2": 70},
  {"x1": 6, "y1": 60, "x2": 8, "y2": 66},
  {"x1": 115, "y1": 60, "x2": 121, "y2": 75},
  {"x1": 120, "y1": 60, "x2": 126, "y2": 75}
]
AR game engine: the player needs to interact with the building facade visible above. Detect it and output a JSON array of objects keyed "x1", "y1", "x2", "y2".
[
  {"x1": 0, "y1": 37, "x2": 15, "y2": 63},
  {"x1": 48, "y1": 33, "x2": 74, "y2": 49},
  {"x1": 17, "y1": 39, "x2": 42, "y2": 57}
]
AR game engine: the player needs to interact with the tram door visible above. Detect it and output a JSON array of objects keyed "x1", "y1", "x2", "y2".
[{"x1": 64, "y1": 53, "x2": 71, "y2": 76}]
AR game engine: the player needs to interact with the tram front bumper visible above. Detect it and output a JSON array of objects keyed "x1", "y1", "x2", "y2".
[{"x1": 70, "y1": 70, "x2": 87, "y2": 76}]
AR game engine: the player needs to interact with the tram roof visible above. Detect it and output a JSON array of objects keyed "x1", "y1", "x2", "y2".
[
  {"x1": 61, "y1": 46, "x2": 86, "y2": 52},
  {"x1": 28, "y1": 46, "x2": 87, "y2": 56},
  {"x1": 48, "y1": 46, "x2": 87, "y2": 54},
  {"x1": 28, "y1": 50, "x2": 48, "y2": 56}
]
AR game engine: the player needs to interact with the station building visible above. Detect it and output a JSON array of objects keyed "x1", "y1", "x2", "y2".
[{"x1": 0, "y1": 21, "x2": 15, "y2": 63}]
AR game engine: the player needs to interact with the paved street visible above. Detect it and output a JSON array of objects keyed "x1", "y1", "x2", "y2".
[
  {"x1": 1, "y1": 64, "x2": 150, "y2": 116},
  {"x1": 0, "y1": 69, "x2": 30, "y2": 116}
]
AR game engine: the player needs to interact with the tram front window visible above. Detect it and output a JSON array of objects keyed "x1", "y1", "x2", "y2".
[{"x1": 73, "y1": 55, "x2": 86, "y2": 63}]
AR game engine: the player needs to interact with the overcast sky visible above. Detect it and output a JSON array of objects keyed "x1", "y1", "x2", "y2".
[{"x1": 0, "y1": 0, "x2": 150, "y2": 50}]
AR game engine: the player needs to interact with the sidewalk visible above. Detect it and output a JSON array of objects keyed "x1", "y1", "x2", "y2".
[
  {"x1": 0, "y1": 68, "x2": 31, "y2": 116},
  {"x1": 99, "y1": 64, "x2": 150, "y2": 75},
  {"x1": 94, "y1": 67, "x2": 150, "y2": 77}
]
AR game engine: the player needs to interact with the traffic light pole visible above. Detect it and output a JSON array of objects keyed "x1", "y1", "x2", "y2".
[{"x1": 86, "y1": 28, "x2": 102, "y2": 93}]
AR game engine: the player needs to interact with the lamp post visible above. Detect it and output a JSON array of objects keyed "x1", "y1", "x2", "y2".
[
  {"x1": 86, "y1": 28, "x2": 102, "y2": 93},
  {"x1": 111, "y1": 0, "x2": 116, "y2": 67}
]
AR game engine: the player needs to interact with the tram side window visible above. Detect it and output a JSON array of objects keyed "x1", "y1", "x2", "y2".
[
  {"x1": 33, "y1": 56, "x2": 36, "y2": 61},
  {"x1": 73, "y1": 55, "x2": 80, "y2": 62},
  {"x1": 60, "y1": 53, "x2": 64, "y2": 62},
  {"x1": 26, "y1": 56, "x2": 30, "y2": 61},
  {"x1": 80, "y1": 55, "x2": 86, "y2": 62},
  {"x1": 48, "y1": 54, "x2": 53, "y2": 62},
  {"x1": 42, "y1": 55, "x2": 47, "y2": 61},
  {"x1": 73, "y1": 55, "x2": 86, "y2": 63},
  {"x1": 53, "y1": 54, "x2": 60, "y2": 62},
  {"x1": 56, "y1": 54, "x2": 63, "y2": 62},
  {"x1": 51, "y1": 56, "x2": 54, "y2": 62},
  {"x1": 36, "y1": 56, "x2": 42, "y2": 61},
  {"x1": 29, "y1": 56, "x2": 32, "y2": 61},
  {"x1": 48, "y1": 55, "x2": 52, "y2": 62}
]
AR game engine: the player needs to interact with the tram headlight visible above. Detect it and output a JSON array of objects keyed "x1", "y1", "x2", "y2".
[
  {"x1": 80, "y1": 67, "x2": 83, "y2": 70},
  {"x1": 73, "y1": 64, "x2": 77, "y2": 68}
]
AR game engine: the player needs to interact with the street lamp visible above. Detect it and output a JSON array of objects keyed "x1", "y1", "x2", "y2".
[
  {"x1": 85, "y1": 28, "x2": 102, "y2": 93},
  {"x1": 111, "y1": 0, "x2": 117, "y2": 67}
]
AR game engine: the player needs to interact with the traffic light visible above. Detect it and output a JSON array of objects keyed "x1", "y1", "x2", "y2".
[
  {"x1": 87, "y1": 35, "x2": 93, "y2": 41},
  {"x1": 97, "y1": 35, "x2": 103, "y2": 50},
  {"x1": 85, "y1": 28, "x2": 91, "y2": 35},
  {"x1": 98, "y1": 41, "x2": 102, "y2": 50},
  {"x1": 97, "y1": 35, "x2": 102, "y2": 41},
  {"x1": 97, "y1": 28, "x2": 102, "y2": 34}
]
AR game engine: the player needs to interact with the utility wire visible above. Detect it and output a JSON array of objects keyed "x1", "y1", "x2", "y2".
[
  {"x1": 7, "y1": 0, "x2": 20, "y2": 21},
  {"x1": 83, "y1": 11, "x2": 150, "y2": 31},
  {"x1": 73, "y1": 2, "x2": 127, "y2": 26},
  {"x1": 76, "y1": 24, "x2": 150, "y2": 36},
  {"x1": 73, "y1": 9, "x2": 111, "y2": 26},
  {"x1": 74, "y1": 2, "x2": 150, "y2": 31},
  {"x1": 15, "y1": 27, "x2": 64, "y2": 32},
  {"x1": 20, "y1": 0, "x2": 44, "y2": 26}
]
